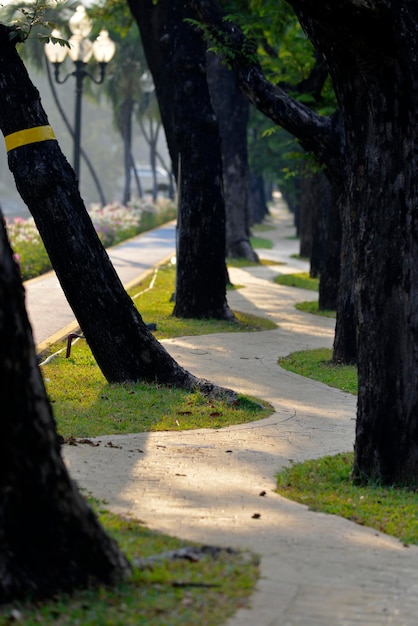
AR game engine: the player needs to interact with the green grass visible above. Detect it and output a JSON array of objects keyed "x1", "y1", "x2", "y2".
[
  {"x1": 276, "y1": 453, "x2": 418, "y2": 546},
  {"x1": 276, "y1": 347, "x2": 418, "y2": 546},
  {"x1": 0, "y1": 498, "x2": 259, "y2": 625},
  {"x1": 295, "y1": 300, "x2": 336, "y2": 318},
  {"x1": 278, "y1": 348, "x2": 357, "y2": 394},
  {"x1": 43, "y1": 340, "x2": 271, "y2": 438},
  {"x1": 128, "y1": 263, "x2": 277, "y2": 339},
  {"x1": 274, "y1": 272, "x2": 319, "y2": 291},
  {"x1": 249, "y1": 236, "x2": 273, "y2": 249},
  {"x1": 40, "y1": 262, "x2": 274, "y2": 439}
]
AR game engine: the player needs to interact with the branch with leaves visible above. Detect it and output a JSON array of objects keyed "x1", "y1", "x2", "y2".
[{"x1": 188, "y1": 0, "x2": 341, "y2": 170}]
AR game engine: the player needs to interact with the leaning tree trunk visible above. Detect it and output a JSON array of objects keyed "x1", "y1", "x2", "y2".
[
  {"x1": 128, "y1": 0, "x2": 233, "y2": 320},
  {"x1": 206, "y1": 52, "x2": 258, "y2": 262},
  {"x1": 0, "y1": 25, "x2": 235, "y2": 400},
  {"x1": 0, "y1": 210, "x2": 130, "y2": 602}
]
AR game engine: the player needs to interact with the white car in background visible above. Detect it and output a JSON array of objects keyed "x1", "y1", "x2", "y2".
[{"x1": 131, "y1": 164, "x2": 171, "y2": 197}]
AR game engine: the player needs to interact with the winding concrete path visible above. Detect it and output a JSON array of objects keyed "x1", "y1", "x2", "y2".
[{"x1": 33, "y1": 204, "x2": 418, "y2": 625}]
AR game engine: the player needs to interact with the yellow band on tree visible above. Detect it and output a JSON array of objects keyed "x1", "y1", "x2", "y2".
[{"x1": 5, "y1": 126, "x2": 56, "y2": 153}]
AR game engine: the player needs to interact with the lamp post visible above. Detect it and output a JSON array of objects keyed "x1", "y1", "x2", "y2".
[{"x1": 44, "y1": 6, "x2": 115, "y2": 182}]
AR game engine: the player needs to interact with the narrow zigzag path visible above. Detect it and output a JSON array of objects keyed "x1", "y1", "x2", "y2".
[{"x1": 63, "y1": 203, "x2": 418, "y2": 625}]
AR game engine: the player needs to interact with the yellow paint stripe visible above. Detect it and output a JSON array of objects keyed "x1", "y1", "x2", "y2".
[{"x1": 5, "y1": 126, "x2": 56, "y2": 152}]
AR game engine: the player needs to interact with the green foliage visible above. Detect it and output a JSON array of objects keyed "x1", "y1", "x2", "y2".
[
  {"x1": 0, "y1": 0, "x2": 75, "y2": 63},
  {"x1": 278, "y1": 348, "x2": 358, "y2": 395},
  {"x1": 276, "y1": 453, "x2": 418, "y2": 546},
  {"x1": 6, "y1": 0, "x2": 59, "y2": 43},
  {"x1": 249, "y1": 235, "x2": 273, "y2": 249}
]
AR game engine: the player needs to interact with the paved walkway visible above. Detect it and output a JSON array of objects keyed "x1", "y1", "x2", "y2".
[{"x1": 30, "y1": 204, "x2": 418, "y2": 625}]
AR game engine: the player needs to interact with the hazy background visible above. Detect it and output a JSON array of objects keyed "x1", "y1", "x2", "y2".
[{"x1": 1, "y1": 63, "x2": 170, "y2": 219}]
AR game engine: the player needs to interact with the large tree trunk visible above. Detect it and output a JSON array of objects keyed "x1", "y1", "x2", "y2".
[
  {"x1": 128, "y1": 0, "x2": 233, "y2": 320},
  {"x1": 286, "y1": 1, "x2": 418, "y2": 484},
  {"x1": 0, "y1": 211, "x2": 130, "y2": 602},
  {"x1": 0, "y1": 25, "x2": 235, "y2": 400},
  {"x1": 206, "y1": 52, "x2": 258, "y2": 262}
]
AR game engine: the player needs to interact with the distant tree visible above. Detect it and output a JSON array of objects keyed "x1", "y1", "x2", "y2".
[
  {"x1": 127, "y1": 0, "x2": 234, "y2": 320},
  {"x1": 206, "y1": 51, "x2": 258, "y2": 261}
]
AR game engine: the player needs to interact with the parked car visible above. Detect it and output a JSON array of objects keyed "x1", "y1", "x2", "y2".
[{"x1": 131, "y1": 164, "x2": 171, "y2": 197}]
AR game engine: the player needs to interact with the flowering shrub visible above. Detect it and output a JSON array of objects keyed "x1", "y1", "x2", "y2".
[{"x1": 5, "y1": 198, "x2": 177, "y2": 282}]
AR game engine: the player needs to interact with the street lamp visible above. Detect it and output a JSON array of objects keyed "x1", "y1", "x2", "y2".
[{"x1": 44, "y1": 6, "x2": 116, "y2": 182}]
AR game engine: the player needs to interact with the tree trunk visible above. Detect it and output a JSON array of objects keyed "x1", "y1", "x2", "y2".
[
  {"x1": 287, "y1": 1, "x2": 418, "y2": 484},
  {"x1": 120, "y1": 97, "x2": 133, "y2": 205},
  {"x1": 206, "y1": 52, "x2": 258, "y2": 262},
  {"x1": 317, "y1": 181, "x2": 341, "y2": 312},
  {"x1": 0, "y1": 211, "x2": 130, "y2": 602},
  {"x1": 298, "y1": 173, "x2": 314, "y2": 259},
  {"x1": 128, "y1": 0, "x2": 233, "y2": 320},
  {"x1": 248, "y1": 172, "x2": 269, "y2": 226},
  {"x1": 310, "y1": 171, "x2": 331, "y2": 277},
  {"x1": 0, "y1": 25, "x2": 235, "y2": 400}
]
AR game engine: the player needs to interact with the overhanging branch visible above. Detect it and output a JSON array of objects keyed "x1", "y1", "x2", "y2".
[{"x1": 188, "y1": 0, "x2": 341, "y2": 169}]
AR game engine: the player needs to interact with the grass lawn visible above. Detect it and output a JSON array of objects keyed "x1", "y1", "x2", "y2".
[
  {"x1": 274, "y1": 271, "x2": 319, "y2": 291},
  {"x1": 276, "y1": 347, "x2": 418, "y2": 545},
  {"x1": 0, "y1": 498, "x2": 258, "y2": 625},
  {"x1": 41, "y1": 262, "x2": 274, "y2": 439}
]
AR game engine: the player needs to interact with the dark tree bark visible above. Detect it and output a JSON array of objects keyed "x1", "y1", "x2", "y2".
[
  {"x1": 0, "y1": 25, "x2": 235, "y2": 401},
  {"x1": 287, "y1": 0, "x2": 418, "y2": 483},
  {"x1": 127, "y1": 0, "x2": 234, "y2": 320},
  {"x1": 206, "y1": 52, "x2": 258, "y2": 262},
  {"x1": 298, "y1": 173, "x2": 315, "y2": 259},
  {"x1": 309, "y1": 171, "x2": 332, "y2": 276},
  {"x1": 120, "y1": 96, "x2": 134, "y2": 205},
  {"x1": 0, "y1": 211, "x2": 130, "y2": 602},
  {"x1": 248, "y1": 172, "x2": 269, "y2": 225},
  {"x1": 317, "y1": 181, "x2": 341, "y2": 312},
  {"x1": 189, "y1": 0, "x2": 418, "y2": 485}
]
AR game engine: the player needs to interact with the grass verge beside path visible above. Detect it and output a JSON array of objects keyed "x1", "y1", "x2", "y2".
[
  {"x1": 44, "y1": 339, "x2": 271, "y2": 438},
  {"x1": 0, "y1": 498, "x2": 259, "y2": 625},
  {"x1": 41, "y1": 261, "x2": 274, "y2": 439},
  {"x1": 278, "y1": 348, "x2": 357, "y2": 394},
  {"x1": 127, "y1": 263, "x2": 277, "y2": 340},
  {"x1": 274, "y1": 272, "x2": 319, "y2": 291},
  {"x1": 277, "y1": 348, "x2": 418, "y2": 545}
]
